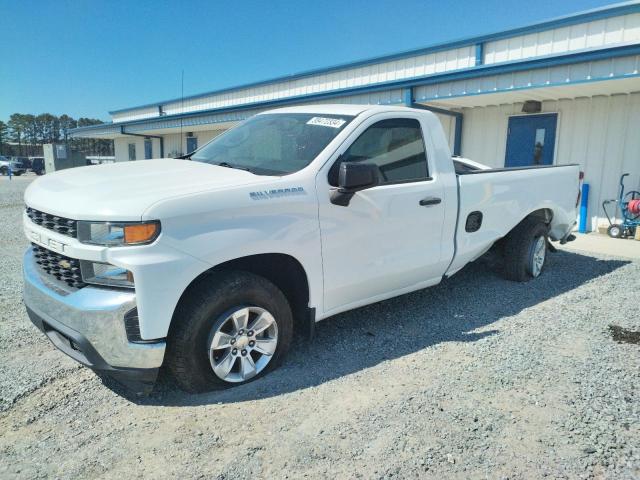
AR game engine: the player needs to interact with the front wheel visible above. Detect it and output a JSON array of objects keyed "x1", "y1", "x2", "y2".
[
  {"x1": 208, "y1": 305, "x2": 279, "y2": 384},
  {"x1": 502, "y1": 218, "x2": 550, "y2": 282},
  {"x1": 166, "y1": 270, "x2": 293, "y2": 392}
]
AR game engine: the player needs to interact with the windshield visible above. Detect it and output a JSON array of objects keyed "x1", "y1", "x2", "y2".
[{"x1": 191, "y1": 113, "x2": 354, "y2": 175}]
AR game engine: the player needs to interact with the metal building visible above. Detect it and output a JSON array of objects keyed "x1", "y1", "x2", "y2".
[{"x1": 70, "y1": 1, "x2": 640, "y2": 231}]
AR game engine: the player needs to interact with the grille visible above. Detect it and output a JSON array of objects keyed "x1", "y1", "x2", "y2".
[
  {"x1": 32, "y1": 243, "x2": 86, "y2": 289},
  {"x1": 26, "y1": 207, "x2": 77, "y2": 238}
]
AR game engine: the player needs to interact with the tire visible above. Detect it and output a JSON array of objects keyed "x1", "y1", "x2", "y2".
[
  {"x1": 607, "y1": 224, "x2": 624, "y2": 239},
  {"x1": 165, "y1": 270, "x2": 293, "y2": 393},
  {"x1": 0, "y1": 167, "x2": 6, "y2": 176},
  {"x1": 502, "y1": 218, "x2": 550, "y2": 282}
]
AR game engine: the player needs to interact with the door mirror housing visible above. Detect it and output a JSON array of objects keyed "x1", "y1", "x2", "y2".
[
  {"x1": 339, "y1": 162, "x2": 379, "y2": 190},
  {"x1": 330, "y1": 162, "x2": 379, "y2": 206}
]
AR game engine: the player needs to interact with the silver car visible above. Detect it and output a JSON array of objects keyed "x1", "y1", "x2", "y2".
[{"x1": 0, "y1": 156, "x2": 27, "y2": 176}]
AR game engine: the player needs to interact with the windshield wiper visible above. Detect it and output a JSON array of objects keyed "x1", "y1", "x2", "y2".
[{"x1": 216, "y1": 161, "x2": 253, "y2": 172}]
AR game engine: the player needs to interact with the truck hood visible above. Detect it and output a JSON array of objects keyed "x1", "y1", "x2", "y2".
[{"x1": 24, "y1": 159, "x2": 273, "y2": 221}]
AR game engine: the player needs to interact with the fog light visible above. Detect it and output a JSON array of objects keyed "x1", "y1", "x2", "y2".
[{"x1": 80, "y1": 260, "x2": 134, "y2": 288}]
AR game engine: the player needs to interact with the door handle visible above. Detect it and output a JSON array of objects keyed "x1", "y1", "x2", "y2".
[{"x1": 419, "y1": 197, "x2": 442, "y2": 206}]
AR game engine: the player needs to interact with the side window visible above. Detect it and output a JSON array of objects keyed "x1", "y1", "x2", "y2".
[{"x1": 329, "y1": 118, "x2": 428, "y2": 186}]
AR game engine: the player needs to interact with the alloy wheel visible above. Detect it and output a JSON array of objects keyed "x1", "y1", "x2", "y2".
[
  {"x1": 208, "y1": 306, "x2": 278, "y2": 383},
  {"x1": 530, "y1": 236, "x2": 546, "y2": 277}
]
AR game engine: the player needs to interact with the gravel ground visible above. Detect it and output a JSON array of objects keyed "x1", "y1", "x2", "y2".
[{"x1": 0, "y1": 175, "x2": 638, "y2": 479}]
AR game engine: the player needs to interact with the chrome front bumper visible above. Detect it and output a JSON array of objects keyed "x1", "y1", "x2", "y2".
[{"x1": 23, "y1": 248, "x2": 166, "y2": 377}]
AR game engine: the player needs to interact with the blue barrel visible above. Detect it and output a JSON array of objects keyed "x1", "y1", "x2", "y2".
[{"x1": 579, "y1": 183, "x2": 589, "y2": 233}]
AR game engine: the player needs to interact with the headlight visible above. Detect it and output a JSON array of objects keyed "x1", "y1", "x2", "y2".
[
  {"x1": 77, "y1": 221, "x2": 160, "y2": 246},
  {"x1": 80, "y1": 260, "x2": 134, "y2": 288}
]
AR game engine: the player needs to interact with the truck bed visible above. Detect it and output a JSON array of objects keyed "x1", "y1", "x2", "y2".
[{"x1": 446, "y1": 164, "x2": 580, "y2": 276}]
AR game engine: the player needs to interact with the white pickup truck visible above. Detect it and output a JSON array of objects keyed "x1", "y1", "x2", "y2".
[{"x1": 22, "y1": 105, "x2": 580, "y2": 393}]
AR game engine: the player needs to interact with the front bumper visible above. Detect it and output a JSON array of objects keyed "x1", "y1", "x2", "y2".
[{"x1": 23, "y1": 248, "x2": 166, "y2": 393}]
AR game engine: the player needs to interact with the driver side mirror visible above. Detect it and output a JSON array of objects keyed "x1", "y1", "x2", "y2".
[{"x1": 330, "y1": 162, "x2": 379, "y2": 206}]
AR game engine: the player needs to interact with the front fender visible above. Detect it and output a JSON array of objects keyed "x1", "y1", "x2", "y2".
[{"x1": 140, "y1": 178, "x2": 323, "y2": 338}]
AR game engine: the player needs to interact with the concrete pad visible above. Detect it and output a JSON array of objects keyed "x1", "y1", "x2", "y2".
[{"x1": 558, "y1": 232, "x2": 640, "y2": 260}]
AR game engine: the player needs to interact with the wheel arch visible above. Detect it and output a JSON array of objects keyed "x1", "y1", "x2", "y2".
[
  {"x1": 173, "y1": 253, "x2": 315, "y2": 340},
  {"x1": 491, "y1": 207, "x2": 553, "y2": 252},
  {"x1": 504, "y1": 207, "x2": 554, "y2": 238},
  {"x1": 522, "y1": 207, "x2": 554, "y2": 225}
]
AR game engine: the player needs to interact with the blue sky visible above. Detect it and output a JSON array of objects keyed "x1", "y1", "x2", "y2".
[{"x1": 0, "y1": 0, "x2": 619, "y2": 122}]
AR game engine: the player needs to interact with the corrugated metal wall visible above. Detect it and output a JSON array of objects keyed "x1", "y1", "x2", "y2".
[
  {"x1": 484, "y1": 13, "x2": 640, "y2": 64},
  {"x1": 112, "y1": 106, "x2": 159, "y2": 123},
  {"x1": 414, "y1": 55, "x2": 640, "y2": 102},
  {"x1": 460, "y1": 92, "x2": 640, "y2": 231},
  {"x1": 432, "y1": 113, "x2": 456, "y2": 150},
  {"x1": 112, "y1": 48, "x2": 475, "y2": 122},
  {"x1": 114, "y1": 137, "x2": 142, "y2": 161},
  {"x1": 301, "y1": 88, "x2": 405, "y2": 106}
]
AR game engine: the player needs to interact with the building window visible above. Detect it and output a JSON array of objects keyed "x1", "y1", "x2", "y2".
[
  {"x1": 144, "y1": 138, "x2": 152, "y2": 159},
  {"x1": 186, "y1": 136, "x2": 198, "y2": 154},
  {"x1": 128, "y1": 143, "x2": 136, "y2": 161}
]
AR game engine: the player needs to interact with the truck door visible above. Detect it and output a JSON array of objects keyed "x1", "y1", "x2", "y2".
[{"x1": 316, "y1": 114, "x2": 446, "y2": 313}]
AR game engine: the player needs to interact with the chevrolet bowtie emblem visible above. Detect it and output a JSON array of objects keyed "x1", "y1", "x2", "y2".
[{"x1": 58, "y1": 259, "x2": 72, "y2": 269}]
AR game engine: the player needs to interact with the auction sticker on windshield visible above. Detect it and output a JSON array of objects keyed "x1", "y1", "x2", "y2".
[{"x1": 307, "y1": 117, "x2": 346, "y2": 128}]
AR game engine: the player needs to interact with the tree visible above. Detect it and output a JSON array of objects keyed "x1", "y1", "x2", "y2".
[
  {"x1": 72, "y1": 117, "x2": 113, "y2": 156},
  {"x1": 59, "y1": 114, "x2": 77, "y2": 144},
  {"x1": 8, "y1": 113, "x2": 28, "y2": 155},
  {"x1": 0, "y1": 121, "x2": 7, "y2": 155},
  {"x1": 22, "y1": 114, "x2": 37, "y2": 155},
  {"x1": 3, "y1": 112, "x2": 113, "y2": 157},
  {"x1": 36, "y1": 114, "x2": 60, "y2": 144}
]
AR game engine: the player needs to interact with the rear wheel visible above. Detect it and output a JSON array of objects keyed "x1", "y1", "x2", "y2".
[
  {"x1": 502, "y1": 218, "x2": 550, "y2": 282},
  {"x1": 166, "y1": 270, "x2": 293, "y2": 392},
  {"x1": 607, "y1": 224, "x2": 624, "y2": 239}
]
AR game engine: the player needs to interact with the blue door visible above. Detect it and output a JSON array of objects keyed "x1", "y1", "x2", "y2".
[
  {"x1": 186, "y1": 137, "x2": 198, "y2": 154},
  {"x1": 144, "y1": 139, "x2": 152, "y2": 159},
  {"x1": 505, "y1": 114, "x2": 557, "y2": 167}
]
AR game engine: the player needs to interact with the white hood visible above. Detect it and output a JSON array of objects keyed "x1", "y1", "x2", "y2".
[{"x1": 24, "y1": 159, "x2": 272, "y2": 221}]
